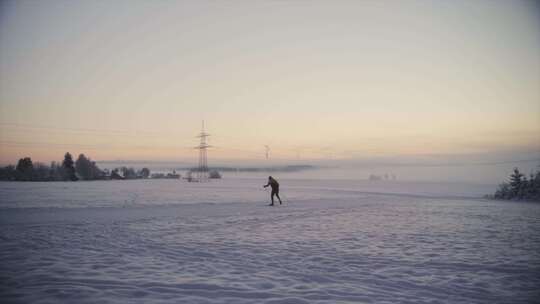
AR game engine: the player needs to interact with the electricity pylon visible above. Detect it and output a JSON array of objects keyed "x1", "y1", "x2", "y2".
[
  {"x1": 195, "y1": 120, "x2": 211, "y2": 182},
  {"x1": 265, "y1": 145, "x2": 270, "y2": 160}
]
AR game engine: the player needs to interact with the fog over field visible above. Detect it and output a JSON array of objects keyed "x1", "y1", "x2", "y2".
[{"x1": 97, "y1": 152, "x2": 540, "y2": 184}]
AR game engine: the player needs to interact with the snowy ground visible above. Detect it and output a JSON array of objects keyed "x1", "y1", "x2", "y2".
[{"x1": 1, "y1": 178, "x2": 539, "y2": 303}]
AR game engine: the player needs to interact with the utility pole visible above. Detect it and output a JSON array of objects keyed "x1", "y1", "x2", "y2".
[{"x1": 195, "y1": 120, "x2": 211, "y2": 182}]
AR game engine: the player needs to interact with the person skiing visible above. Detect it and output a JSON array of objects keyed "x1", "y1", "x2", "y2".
[{"x1": 263, "y1": 176, "x2": 282, "y2": 206}]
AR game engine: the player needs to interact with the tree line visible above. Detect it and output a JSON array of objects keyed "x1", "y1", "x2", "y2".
[
  {"x1": 489, "y1": 167, "x2": 540, "y2": 202},
  {"x1": 0, "y1": 152, "x2": 151, "y2": 181}
]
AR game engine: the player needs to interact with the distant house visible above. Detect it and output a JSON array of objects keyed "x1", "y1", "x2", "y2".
[
  {"x1": 209, "y1": 170, "x2": 221, "y2": 179},
  {"x1": 111, "y1": 169, "x2": 124, "y2": 180},
  {"x1": 151, "y1": 170, "x2": 180, "y2": 179},
  {"x1": 151, "y1": 173, "x2": 165, "y2": 179},
  {"x1": 368, "y1": 174, "x2": 382, "y2": 181},
  {"x1": 166, "y1": 170, "x2": 180, "y2": 179}
]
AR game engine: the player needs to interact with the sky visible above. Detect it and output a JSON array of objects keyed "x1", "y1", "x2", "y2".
[{"x1": 0, "y1": 0, "x2": 539, "y2": 166}]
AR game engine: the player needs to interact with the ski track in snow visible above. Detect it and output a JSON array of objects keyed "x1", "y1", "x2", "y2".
[{"x1": 1, "y1": 179, "x2": 539, "y2": 303}]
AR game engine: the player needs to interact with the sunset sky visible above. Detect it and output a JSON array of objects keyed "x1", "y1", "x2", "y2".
[{"x1": 1, "y1": 0, "x2": 539, "y2": 164}]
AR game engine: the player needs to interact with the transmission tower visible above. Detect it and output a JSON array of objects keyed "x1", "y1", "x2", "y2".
[
  {"x1": 264, "y1": 145, "x2": 270, "y2": 160},
  {"x1": 195, "y1": 120, "x2": 211, "y2": 182}
]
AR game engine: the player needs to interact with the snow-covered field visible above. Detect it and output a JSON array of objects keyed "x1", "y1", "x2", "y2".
[{"x1": 1, "y1": 178, "x2": 539, "y2": 303}]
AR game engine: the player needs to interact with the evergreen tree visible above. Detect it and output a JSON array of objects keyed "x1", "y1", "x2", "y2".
[
  {"x1": 0, "y1": 165, "x2": 16, "y2": 181},
  {"x1": 76, "y1": 154, "x2": 91, "y2": 180},
  {"x1": 517, "y1": 175, "x2": 528, "y2": 199},
  {"x1": 508, "y1": 168, "x2": 524, "y2": 198},
  {"x1": 75, "y1": 154, "x2": 102, "y2": 180},
  {"x1": 531, "y1": 171, "x2": 540, "y2": 200},
  {"x1": 15, "y1": 157, "x2": 33, "y2": 181},
  {"x1": 139, "y1": 168, "x2": 150, "y2": 179},
  {"x1": 62, "y1": 152, "x2": 78, "y2": 181},
  {"x1": 491, "y1": 167, "x2": 540, "y2": 201}
]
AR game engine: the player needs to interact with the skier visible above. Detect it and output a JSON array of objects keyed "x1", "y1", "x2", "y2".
[{"x1": 263, "y1": 176, "x2": 282, "y2": 206}]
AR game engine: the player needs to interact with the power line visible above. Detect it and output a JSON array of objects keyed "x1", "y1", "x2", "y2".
[
  {"x1": 0, "y1": 122, "x2": 178, "y2": 138},
  {"x1": 0, "y1": 140, "x2": 188, "y2": 150}
]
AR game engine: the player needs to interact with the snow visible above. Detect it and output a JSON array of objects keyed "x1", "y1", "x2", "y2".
[{"x1": 1, "y1": 178, "x2": 539, "y2": 303}]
